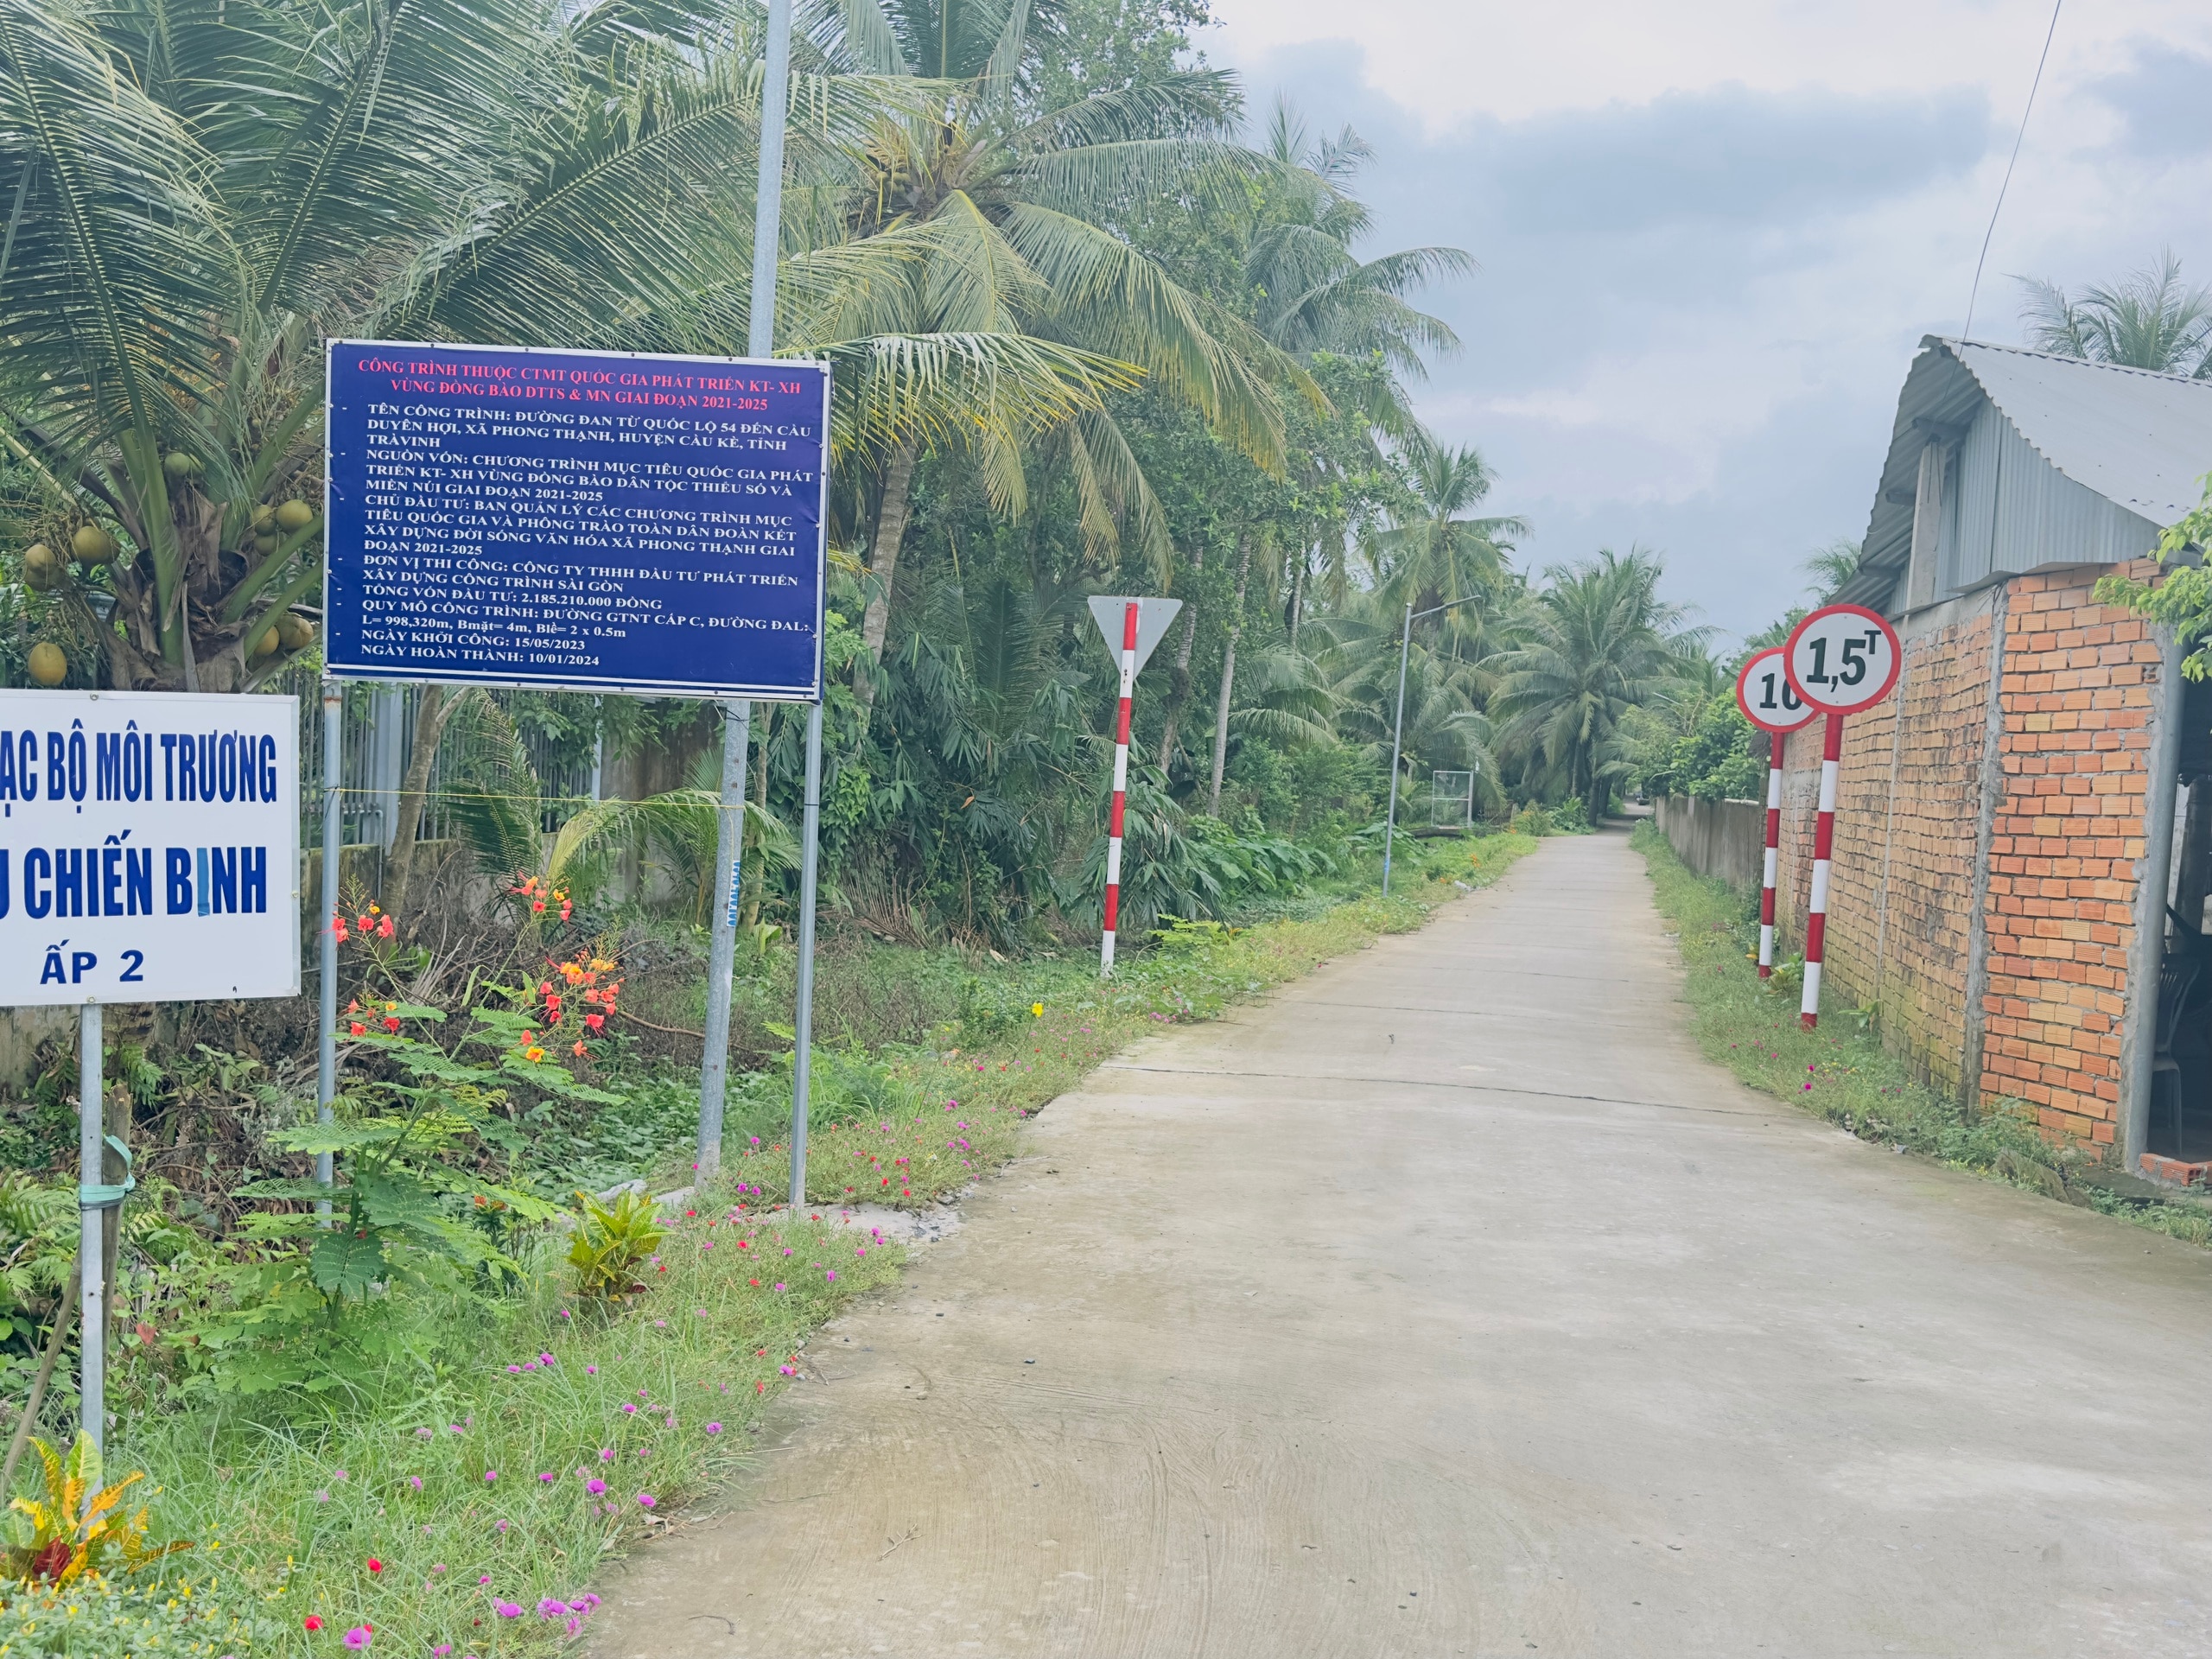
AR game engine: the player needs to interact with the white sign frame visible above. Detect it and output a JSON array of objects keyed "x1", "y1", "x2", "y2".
[
  {"x1": 0, "y1": 690, "x2": 301, "y2": 1005},
  {"x1": 1735, "y1": 645, "x2": 1820, "y2": 734},
  {"x1": 1086, "y1": 595, "x2": 1183, "y2": 674},
  {"x1": 1783, "y1": 603, "x2": 1903, "y2": 716}
]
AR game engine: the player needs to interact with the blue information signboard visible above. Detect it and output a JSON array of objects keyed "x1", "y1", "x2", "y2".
[{"x1": 323, "y1": 340, "x2": 829, "y2": 700}]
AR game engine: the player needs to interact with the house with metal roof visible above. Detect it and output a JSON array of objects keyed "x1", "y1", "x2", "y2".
[{"x1": 1767, "y1": 338, "x2": 2212, "y2": 1179}]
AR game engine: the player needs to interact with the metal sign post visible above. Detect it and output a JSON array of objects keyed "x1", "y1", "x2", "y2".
[
  {"x1": 317, "y1": 683, "x2": 340, "y2": 1200},
  {"x1": 1734, "y1": 646, "x2": 1817, "y2": 980},
  {"x1": 696, "y1": 701, "x2": 751, "y2": 1181},
  {"x1": 76, "y1": 1003, "x2": 103, "y2": 1459},
  {"x1": 1782, "y1": 604, "x2": 1903, "y2": 1028},
  {"x1": 1084, "y1": 596, "x2": 1181, "y2": 975},
  {"x1": 787, "y1": 702, "x2": 823, "y2": 1211},
  {"x1": 0, "y1": 689, "x2": 302, "y2": 1456}
]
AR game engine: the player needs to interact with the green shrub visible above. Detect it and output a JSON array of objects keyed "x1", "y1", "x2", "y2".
[
  {"x1": 0, "y1": 1570, "x2": 284, "y2": 1655},
  {"x1": 1510, "y1": 804, "x2": 1554, "y2": 837}
]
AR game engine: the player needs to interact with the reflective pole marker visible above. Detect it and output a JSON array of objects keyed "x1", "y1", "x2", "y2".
[{"x1": 1102, "y1": 600, "x2": 1137, "y2": 976}]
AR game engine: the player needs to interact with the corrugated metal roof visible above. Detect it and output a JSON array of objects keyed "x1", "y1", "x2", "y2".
[
  {"x1": 1949, "y1": 340, "x2": 2212, "y2": 524},
  {"x1": 1839, "y1": 339, "x2": 2212, "y2": 611}
]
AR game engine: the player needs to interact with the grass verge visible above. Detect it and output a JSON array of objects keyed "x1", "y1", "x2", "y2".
[
  {"x1": 81, "y1": 832, "x2": 1539, "y2": 1657},
  {"x1": 1630, "y1": 821, "x2": 2212, "y2": 1248}
]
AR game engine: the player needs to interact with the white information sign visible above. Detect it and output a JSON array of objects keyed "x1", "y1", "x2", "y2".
[
  {"x1": 1783, "y1": 603, "x2": 1902, "y2": 716},
  {"x1": 0, "y1": 690, "x2": 300, "y2": 1005}
]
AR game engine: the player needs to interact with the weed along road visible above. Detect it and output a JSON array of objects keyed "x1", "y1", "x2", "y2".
[{"x1": 594, "y1": 831, "x2": 2212, "y2": 1658}]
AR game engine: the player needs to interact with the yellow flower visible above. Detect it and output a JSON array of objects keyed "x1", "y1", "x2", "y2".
[{"x1": 1031, "y1": 1002, "x2": 1043, "y2": 1018}]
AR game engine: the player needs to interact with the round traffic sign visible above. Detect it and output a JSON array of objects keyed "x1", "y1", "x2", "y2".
[
  {"x1": 1783, "y1": 603, "x2": 1901, "y2": 715},
  {"x1": 1734, "y1": 646, "x2": 1818, "y2": 734}
]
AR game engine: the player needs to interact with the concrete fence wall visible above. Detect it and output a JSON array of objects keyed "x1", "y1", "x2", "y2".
[{"x1": 1656, "y1": 795, "x2": 1764, "y2": 894}]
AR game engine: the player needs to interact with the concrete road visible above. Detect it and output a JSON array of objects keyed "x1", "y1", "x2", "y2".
[{"x1": 594, "y1": 832, "x2": 2212, "y2": 1658}]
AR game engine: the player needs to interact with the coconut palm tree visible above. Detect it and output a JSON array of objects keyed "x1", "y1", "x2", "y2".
[
  {"x1": 2014, "y1": 251, "x2": 2212, "y2": 377},
  {"x1": 1316, "y1": 592, "x2": 1497, "y2": 814},
  {"x1": 1365, "y1": 429, "x2": 1528, "y2": 652},
  {"x1": 0, "y1": 0, "x2": 1134, "y2": 692},
  {"x1": 1802, "y1": 537, "x2": 1865, "y2": 601},
  {"x1": 1245, "y1": 99, "x2": 1471, "y2": 423},
  {"x1": 1490, "y1": 548, "x2": 1706, "y2": 821},
  {"x1": 801, "y1": 0, "x2": 1305, "y2": 706}
]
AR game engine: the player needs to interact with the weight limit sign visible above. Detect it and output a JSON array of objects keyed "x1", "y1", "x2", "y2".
[{"x1": 1734, "y1": 646, "x2": 1816, "y2": 982}]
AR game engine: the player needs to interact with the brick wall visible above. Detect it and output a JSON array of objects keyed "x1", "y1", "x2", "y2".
[
  {"x1": 1828, "y1": 598, "x2": 1998, "y2": 1096},
  {"x1": 1979, "y1": 569, "x2": 2159, "y2": 1146},
  {"x1": 1770, "y1": 567, "x2": 2164, "y2": 1147}
]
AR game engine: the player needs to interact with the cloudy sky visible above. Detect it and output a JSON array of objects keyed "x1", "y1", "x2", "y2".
[{"x1": 1205, "y1": 0, "x2": 2212, "y2": 644}]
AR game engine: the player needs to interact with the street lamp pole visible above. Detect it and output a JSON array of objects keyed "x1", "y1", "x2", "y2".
[
  {"x1": 1382, "y1": 594, "x2": 1481, "y2": 896},
  {"x1": 1382, "y1": 603, "x2": 1413, "y2": 895}
]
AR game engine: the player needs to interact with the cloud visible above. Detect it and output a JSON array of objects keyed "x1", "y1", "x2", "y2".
[
  {"x1": 1213, "y1": 10, "x2": 2212, "y2": 639},
  {"x1": 2088, "y1": 42, "x2": 2212, "y2": 159},
  {"x1": 1485, "y1": 84, "x2": 1992, "y2": 234}
]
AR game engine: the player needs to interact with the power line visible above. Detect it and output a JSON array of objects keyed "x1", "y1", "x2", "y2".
[{"x1": 1963, "y1": 0, "x2": 2064, "y2": 340}]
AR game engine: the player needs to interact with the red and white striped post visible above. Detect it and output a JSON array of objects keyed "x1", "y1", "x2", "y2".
[
  {"x1": 1101, "y1": 599, "x2": 1138, "y2": 976},
  {"x1": 1800, "y1": 711, "x2": 1845, "y2": 1029},
  {"x1": 1759, "y1": 756, "x2": 1783, "y2": 978}
]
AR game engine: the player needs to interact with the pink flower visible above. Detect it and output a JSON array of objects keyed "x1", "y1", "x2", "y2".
[
  {"x1": 621, "y1": 1403, "x2": 637, "y2": 1414},
  {"x1": 539, "y1": 1352, "x2": 555, "y2": 1365},
  {"x1": 343, "y1": 1628, "x2": 372, "y2": 1649},
  {"x1": 496, "y1": 1601, "x2": 523, "y2": 1618},
  {"x1": 537, "y1": 1598, "x2": 567, "y2": 1618},
  {"x1": 704, "y1": 1422, "x2": 722, "y2": 1435},
  {"x1": 637, "y1": 1493, "x2": 657, "y2": 1510},
  {"x1": 587, "y1": 1478, "x2": 607, "y2": 1496},
  {"x1": 484, "y1": 1470, "x2": 499, "y2": 1484},
  {"x1": 538, "y1": 1471, "x2": 556, "y2": 1483},
  {"x1": 407, "y1": 1477, "x2": 422, "y2": 1492},
  {"x1": 584, "y1": 1364, "x2": 597, "y2": 1374},
  {"x1": 598, "y1": 1448, "x2": 614, "y2": 1462}
]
